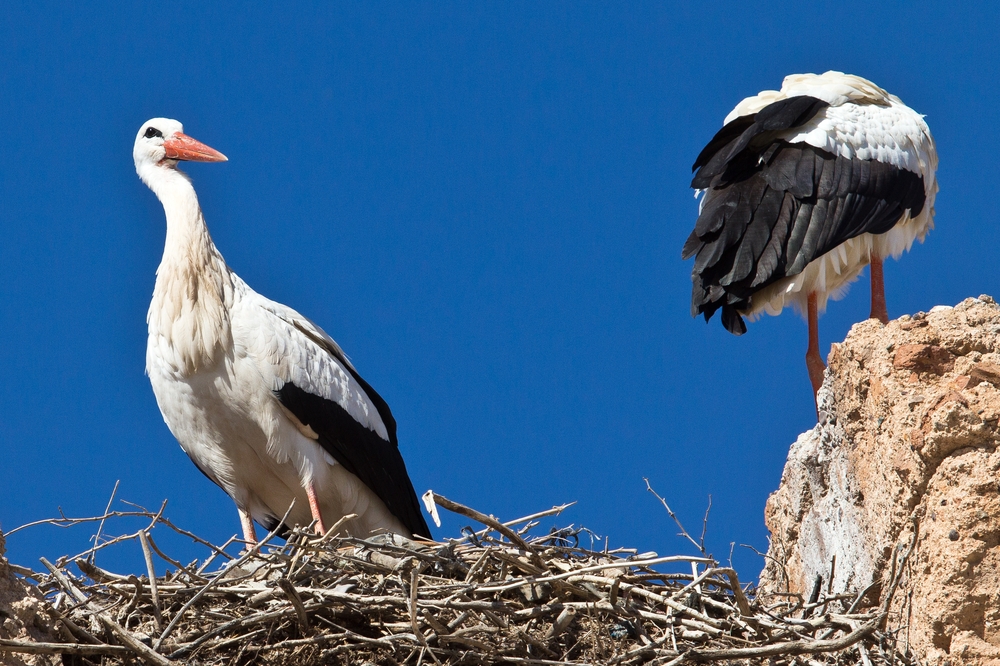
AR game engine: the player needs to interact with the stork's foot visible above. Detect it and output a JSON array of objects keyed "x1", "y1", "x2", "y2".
[{"x1": 305, "y1": 482, "x2": 327, "y2": 536}]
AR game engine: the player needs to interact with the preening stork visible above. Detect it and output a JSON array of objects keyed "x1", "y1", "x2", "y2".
[
  {"x1": 682, "y1": 72, "x2": 938, "y2": 401},
  {"x1": 133, "y1": 118, "x2": 431, "y2": 543}
]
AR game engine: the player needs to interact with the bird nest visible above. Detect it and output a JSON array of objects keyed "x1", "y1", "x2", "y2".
[{"x1": 3, "y1": 493, "x2": 917, "y2": 666}]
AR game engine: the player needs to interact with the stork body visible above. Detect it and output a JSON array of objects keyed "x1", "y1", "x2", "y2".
[
  {"x1": 134, "y1": 119, "x2": 430, "y2": 542},
  {"x1": 682, "y1": 72, "x2": 938, "y2": 400}
]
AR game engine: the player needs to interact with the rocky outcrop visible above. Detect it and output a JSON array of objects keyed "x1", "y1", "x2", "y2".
[
  {"x1": 761, "y1": 296, "x2": 1000, "y2": 665},
  {"x1": 0, "y1": 532, "x2": 59, "y2": 666}
]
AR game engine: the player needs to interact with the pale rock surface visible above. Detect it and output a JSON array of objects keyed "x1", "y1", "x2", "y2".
[
  {"x1": 0, "y1": 532, "x2": 59, "y2": 666},
  {"x1": 761, "y1": 296, "x2": 1000, "y2": 665}
]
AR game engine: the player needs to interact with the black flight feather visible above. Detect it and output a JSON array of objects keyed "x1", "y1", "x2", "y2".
[{"x1": 691, "y1": 96, "x2": 830, "y2": 189}]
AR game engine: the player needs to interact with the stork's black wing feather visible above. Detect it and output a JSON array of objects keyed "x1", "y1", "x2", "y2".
[
  {"x1": 691, "y1": 114, "x2": 756, "y2": 174},
  {"x1": 691, "y1": 96, "x2": 830, "y2": 189},
  {"x1": 275, "y1": 379, "x2": 432, "y2": 539},
  {"x1": 684, "y1": 95, "x2": 926, "y2": 335}
]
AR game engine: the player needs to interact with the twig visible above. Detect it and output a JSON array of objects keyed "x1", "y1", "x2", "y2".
[
  {"x1": 123, "y1": 574, "x2": 144, "y2": 617},
  {"x1": 197, "y1": 534, "x2": 239, "y2": 575},
  {"x1": 684, "y1": 620, "x2": 877, "y2": 661},
  {"x1": 145, "y1": 532, "x2": 205, "y2": 581},
  {"x1": 469, "y1": 503, "x2": 577, "y2": 541},
  {"x1": 317, "y1": 512, "x2": 358, "y2": 544},
  {"x1": 138, "y1": 530, "x2": 163, "y2": 631},
  {"x1": 880, "y1": 517, "x2": 919, "y2": 618},
  {"x1": 668, "y1": 567, "x2": 752, "y2": 618},
  {"x1": 277, "y1": 578, "x2": 310, "y2": 633},
  {"x1": 408, "y1": 563, "x2": 443, "y2": 664},
  {"x1": 8, "y1": 510, "x2": 156, "y2": 536},
  {"x1": 87, "y1": 479, "x2": 119, "y2": 564},
  {"x1": 473, "y1": 554, "x2": 714, "y2": 594},
  {"x1": 0, "y1": 638, "x2": 131, "y2": 657},
  {"x1": 643, "y1": 478, "x2": 709, "y2": 556},
  {"x1": 700, "y1": 494, "x2": 712, "y2": 552},
  {"x1": 423, "y1": 491, "x2": 531, "y2": 551}
]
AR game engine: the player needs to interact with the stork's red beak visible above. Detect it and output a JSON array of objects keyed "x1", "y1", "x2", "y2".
[{"x1": 163, "y1": 133, "x2": 228, "y2": 162}]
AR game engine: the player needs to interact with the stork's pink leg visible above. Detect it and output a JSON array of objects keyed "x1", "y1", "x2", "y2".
[
  {"x1": 805, "y1": 292, "x2": 825, "y2": 409},
  {"x1": 305, "y1": 482, "x2": 327, "y2": 535},
  {"x1": 869, "y1": 253, "x2": 888, "y2": 324},
  {"x1": 238, "y1": 507, "x2": 258, "y2": 544}
]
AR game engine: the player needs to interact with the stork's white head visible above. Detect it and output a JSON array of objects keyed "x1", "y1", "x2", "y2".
[{"x1": 133, "y1": 118, "x2": 227, "y2": 188}]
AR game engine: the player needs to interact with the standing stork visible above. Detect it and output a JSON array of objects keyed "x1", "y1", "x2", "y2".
[
  {"x1": 134, "y1": 118, "x2": 431, "y2": 543},
  {"x1": 682, "y1": 72, "x2": 938, "y2": 402}
]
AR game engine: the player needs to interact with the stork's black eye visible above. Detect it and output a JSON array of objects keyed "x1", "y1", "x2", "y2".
[{"x1": 145, "y1": 127, "x2": 163, "y2": 139}]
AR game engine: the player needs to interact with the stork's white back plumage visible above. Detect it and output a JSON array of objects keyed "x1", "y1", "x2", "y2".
[
  {"x1": 682, "y1": 72, "x2": 938, "y2": 401},
  {"x1": 134, "y1": 118, "x2": 430, "y2": 542}
]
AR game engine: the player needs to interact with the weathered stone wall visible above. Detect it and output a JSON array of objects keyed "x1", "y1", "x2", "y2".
[{"x1": 762, "y1": 296, "x2": 1000, "y2": 665}]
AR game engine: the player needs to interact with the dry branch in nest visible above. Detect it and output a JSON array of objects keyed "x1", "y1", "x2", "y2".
[{"x1": 1, "y1": 493, "x2": 919, "y2": 665}]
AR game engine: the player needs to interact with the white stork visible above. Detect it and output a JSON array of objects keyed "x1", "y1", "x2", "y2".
[
  {"x1": 133, "y1": 118, "x2": 431, "y2": 543},
  {"x1": 682, "y1": 72, "x2": 938, "y2": 402}
]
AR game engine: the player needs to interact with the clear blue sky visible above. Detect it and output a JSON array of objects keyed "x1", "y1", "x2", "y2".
[{"x1": 1, "y1": 2, "x2": 996, "y2": 578}]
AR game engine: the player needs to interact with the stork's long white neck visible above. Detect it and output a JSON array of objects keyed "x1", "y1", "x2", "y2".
[{"x1": 143, "y1": 162, "x2": 234, "y2": 377}]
